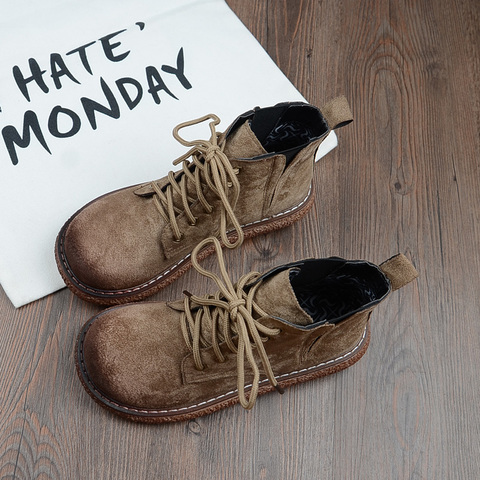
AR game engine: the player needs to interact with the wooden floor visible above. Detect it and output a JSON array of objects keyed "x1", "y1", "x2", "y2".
[{"x1": 1, "y1": 0, "x2": 479, "y2": 478}]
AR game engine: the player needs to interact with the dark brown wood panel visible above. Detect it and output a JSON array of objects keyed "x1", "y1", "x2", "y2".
[{"x1": 0, "y1": 0, "x2": 479, "y2": 478}]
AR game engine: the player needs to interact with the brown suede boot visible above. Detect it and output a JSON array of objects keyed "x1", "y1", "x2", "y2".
[
  {"x1": 56, "y1": 97, "x2": 353, "y2": 305},
  {"x1": 75, "y1": 237, "x2": 418, "y2": 423}
]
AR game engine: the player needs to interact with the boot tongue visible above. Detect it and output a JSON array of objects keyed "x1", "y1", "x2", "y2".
[
  {"x1": 223, "y1": 120, "x2": 267, "y2": 158},
  {"x1": 253, "y1": 268, "x2": 313, "y2": 326},
  {"x1": 135, "y1": 120, "x2": 266, "y2": 197}
]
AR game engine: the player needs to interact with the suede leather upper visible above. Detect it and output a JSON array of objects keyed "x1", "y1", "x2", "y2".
[
  {"x1": 59, "y1": 99, "x2": 353, "y2": 299},
  {"x1": 77, "y1": 254, "x2": 418, "y2": 417}
]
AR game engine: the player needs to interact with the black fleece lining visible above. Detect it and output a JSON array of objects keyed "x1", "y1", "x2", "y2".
[
  {"x1": 262, "y1": 120, "x2": 317, "y2": 152},
  {"x1": 290, "y1": 260, "x2": 390, "y2": 326},
  {"x1": 251, "y1": 103, "x2": 328, "y2": 155}
]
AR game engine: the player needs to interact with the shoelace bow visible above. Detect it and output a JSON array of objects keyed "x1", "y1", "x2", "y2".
[
  {"x1": 180, "y1": 237, "x2": 284, "y2": 410},
  {"x1": 151, "y1": 114, "x2": 244, "y2": 248}
]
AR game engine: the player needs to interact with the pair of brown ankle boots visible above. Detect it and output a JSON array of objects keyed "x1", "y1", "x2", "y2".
[{"x1": 56, "y1": 97, "x2": 418, "y2": 423}]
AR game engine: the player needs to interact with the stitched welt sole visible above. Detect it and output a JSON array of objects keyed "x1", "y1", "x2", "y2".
[
  {"x1": 75, "y1": 321, "x2": 371, "y2": 424},
  {"x1": 56, "y1": 189, "x2": 315, "y2": 305}
]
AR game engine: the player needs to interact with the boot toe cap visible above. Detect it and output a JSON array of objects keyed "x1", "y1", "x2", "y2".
[
  {"x1": 61, "y1": 186, "x2": 165, "y2": 291},
  {"x1": 79, "y1": 303, "x2": 186, "y2": 410}
]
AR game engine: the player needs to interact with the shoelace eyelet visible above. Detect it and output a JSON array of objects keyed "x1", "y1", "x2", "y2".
[{"x1": 173, "y1": 234, "x2": 184, "y2": 243}]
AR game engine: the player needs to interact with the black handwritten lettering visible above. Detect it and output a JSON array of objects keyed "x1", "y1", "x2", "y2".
[
  {"x1": 50, "y1": 53, "x2": 81, "y2": 89},
  {"x1": 146, "y1": 66, "x2": 178, "y2": 104},
  {"x1": 161, "y1": 48, "x2": 192, "y2": 90},
  {"x1": 116, "y1": 77, "x2": 143, "y2": 110},
  {"x1": 48, "y1": 106, "x2": 81, "y2": 138},
  {"x1": 100, "y1": 30, "x2": 130, "y2": 63},
  {"x1": 13, "y1": 59, "x2": 49, "y2": 102},
  {"x1": 2, "y1": 111, "x2": 51, "y2": 165},
  {"x1": 12, "y1": 24, "x2": 145, "y2": 100},
  {"x1": 81, "y1": 77, "x2": 121, "y2": 130},
  {"x1": 3, "y1": 44, "x2": 194, "y2": 166},
  {"x1": 66, "y1": 41, "x2": 96, "y2": 75}
]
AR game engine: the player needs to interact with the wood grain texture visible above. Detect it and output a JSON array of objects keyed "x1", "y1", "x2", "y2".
[{"x1": 1, "y1": 0, "x2": 479, "y2": 478}]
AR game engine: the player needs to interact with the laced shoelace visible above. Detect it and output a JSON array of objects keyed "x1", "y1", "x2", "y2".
[
  {"x1": 180, "y1": 237, "x2": 285, "y2": 410},
  {"x1": 151, "y1": 114, "x2": 244, "y2": 248}
]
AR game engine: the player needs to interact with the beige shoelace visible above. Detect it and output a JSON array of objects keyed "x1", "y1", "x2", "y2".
[
  {"x1": 180, "y1": 237, "x2": 284, "y2": 410},
  {"x1": 151, "y1": 114, "x2": 244, "y2": 248}
]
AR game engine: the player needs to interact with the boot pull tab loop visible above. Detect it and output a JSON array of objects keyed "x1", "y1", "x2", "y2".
[
  {"x1": 380, "y1": 254, "x2": 419, "y2": 291},
  {"x1": 320, "y1": 95, "x2": 353, "y2": 130}
]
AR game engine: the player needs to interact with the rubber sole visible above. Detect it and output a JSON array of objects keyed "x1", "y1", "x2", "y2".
[
  {"x1": 75, "y1": 319, "x2": 370, "y2": 424},
  {"x1": 55, "y1": 186, "x2": 315, "y2": 305}
]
